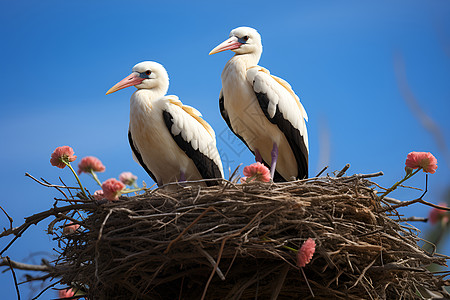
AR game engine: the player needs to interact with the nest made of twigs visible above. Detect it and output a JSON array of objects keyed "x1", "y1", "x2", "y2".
[{"x1": 53, "y1": 175, "x2": 448, "y2": 299}]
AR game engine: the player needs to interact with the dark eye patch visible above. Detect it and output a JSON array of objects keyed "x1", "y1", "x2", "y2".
[
  {"x1": 139, "y1": 70, "x2": 152, "y2": 79},
  {"x1": 238, "y1": 35, "x2": 249, "y2": 44}
]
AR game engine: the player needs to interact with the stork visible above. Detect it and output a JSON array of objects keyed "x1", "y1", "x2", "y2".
[
  {"x1": 209, "y1": 27, "x2": 308, "y2": 181},
  {"x1": 106, "y1": 61, "x2": 224, "y2": 186}
]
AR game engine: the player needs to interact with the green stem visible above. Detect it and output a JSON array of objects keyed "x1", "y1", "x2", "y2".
[
  {"x1": 65, "y1": 163, "x2": 89, "y2": 199},
  {"x1": 245, "y1": 174, "x2": 258, "y2": 183},
  {"x1": 121, "y1": 187, "x2": 148, "y2": 194},
  {"x1": 261, "y1": 237, "x2": 298, "y2": 253},
  {"x1": 89, "y1": 170, "x2": 102, "y2": 187},
  {"x1": 282, "y1": 245, "x2": 299, "y2": 253},
  {"x1": 379, "y1": 168, "x2": 421, "y2": 200}
]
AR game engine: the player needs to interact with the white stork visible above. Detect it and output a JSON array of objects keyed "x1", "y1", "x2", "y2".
[
  {"x1": 106, "y1": 61, "x2": 224, "y2": 186},
  {"x1": 209, "y1": 27, "x2": 308, "y2": 181}
]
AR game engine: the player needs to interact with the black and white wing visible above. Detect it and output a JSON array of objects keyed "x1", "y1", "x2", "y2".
[
  {"x1": 219, "y1": 90, "x2": 286, "y2": 182},
  {"x1": 247, "y1": 66, "x2": 309, "y2": 179},
  {"x1": 162, "y1": 96, "x2": 224, "y2": 185},
  {"x1": 128, "y1": 130, "x2": 157, "y2": 183}
]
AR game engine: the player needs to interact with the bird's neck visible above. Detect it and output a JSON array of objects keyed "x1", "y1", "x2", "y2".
[
  {"x1": 232, "y1": 52, "x2": 261, "y2": 68},
  {"x1": 222, "y1": 53, "x2": 261, "y2": 81},
  {"x1": 131, "y1": 88, "x2": 166, "y2": 108}
]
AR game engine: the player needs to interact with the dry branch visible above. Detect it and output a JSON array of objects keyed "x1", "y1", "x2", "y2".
[{"x1": 1, "y1": 173, "x2": 449, "y2": 299}]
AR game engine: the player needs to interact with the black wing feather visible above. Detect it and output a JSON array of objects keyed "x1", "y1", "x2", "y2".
[
  {"x1": 162, "y1": 110, "x2": 222, "y2": 186},
  {"x1": 254, "y1": 91, "x2": 308, "y2": 180},
  {"x1": 220, "y1": 93, "x2": 285, "y2": 182},
  {"x1": 128, "y1": 130, "x2": 157, "y2": 183}
]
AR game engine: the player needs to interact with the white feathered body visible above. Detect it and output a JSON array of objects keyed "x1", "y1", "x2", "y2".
[
  {"x1": 129, "y1": 89, "x2": 223, "y2": 185},
  {"x1": 221, "y1": 56, "x2": 308, "y2": 180}
]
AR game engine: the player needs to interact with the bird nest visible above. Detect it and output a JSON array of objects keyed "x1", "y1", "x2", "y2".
[{"x1": 48, "y1": 174, "x2": 449, "y2": 300}]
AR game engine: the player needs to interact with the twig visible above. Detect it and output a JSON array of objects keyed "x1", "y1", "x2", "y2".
[
  {"x1": 0, "y1": 225, "x2": 31, "y2": 256},
  {"x1": 350, "y1": 255, "x2": 378, "y2": 289},
  {"x1": 315, "y1": 166, "x2": 328, "y2": 177},
  {"x1": 154, "y1": 178, "x2": 229, "y2": 192},
  {"x1": 336, "y1": 164, "x2": 350, "y2": 177},
  {"x1": 0, "y1": 203, "x2": 97, "y2": 255},
  {"x1": 382, "y1": 197, "x2": 450, "y2": 213},
  {"x1": 341, "y1": 171, "x2": 384, "y2": 182},
  {"x1": 300, "y1": 267, "x2": 315, "y2": 297},
  {"x1": 337, "y1": 164, "x2": 350, "y2": 177},
  {"x1": 398, "y1": 217, "x2": 428, "y2": 222},
  {"x1": 201, "y1": 211, "x2": 263, "y2": 300},
  {"x1": 6, "y1": 256, "x2": 21, "y2": 300},
  {"x1": 58, "y1": 177, "x2": 75, "y2": 200},
  {"x1": 0, "y1": 204, "x2": 13, "y2": 230},
  {"x1": 270, "y1": 264, "x2": 289, "y2": 300},
  {"x1": 369, "y1": 262, "x2": 425, "y2": 273},
  {"x1": 164, "y1": 206, "x2": 215, "y2": 254},
  {"x1": 95, "y1": 209, "x2": 114, "y2": 282},
  {"x1": 31, "y1": 280, "x2": 60, "y2": 300},
  {"x1": 25, "y1": 173, "x2": 81, "y2": 190},
  {"x1": 18, "y1": 273, "x2": 52, "y2": 285},
  {"x1": 201, "y1": 237, "x2": 227, "y2": 300},
  {"x1": 228, "y1": 164, "x2": 242, "y2": 182},
  {"x1": 382, "y1": 197, "x2": 402, "y2": 204},
  {"x1": 58, "y1": 213, "x2": 90, "y2": 229},
  {"x1": 0, "y1": 257, "x2": 52, "y2": 272},
  {"x1": 380, "y1": 175, "x2": 441, "y2": 212},
  {"x1": 197, "y1": 246, "x2": 225, "y2": 280},
  {"x1": 40, "y1": 177, "x2": 68, "y2": 199}
]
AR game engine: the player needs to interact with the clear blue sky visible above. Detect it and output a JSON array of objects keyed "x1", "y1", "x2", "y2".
[{"x1": 1, "y1": 1, "x2": 449, "y2": 298}]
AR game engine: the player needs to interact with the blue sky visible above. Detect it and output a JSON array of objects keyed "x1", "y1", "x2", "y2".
[{"x1": 1, "y1": 1, "x2": 449, "y2": 298}]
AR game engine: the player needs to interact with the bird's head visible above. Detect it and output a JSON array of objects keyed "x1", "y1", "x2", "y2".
[
  {"x1": 209, "y1": 27, "x2": 262, "y2": 56},
  {"x1": 106, "y1": 61, "x2": 169, "y2": 95}
]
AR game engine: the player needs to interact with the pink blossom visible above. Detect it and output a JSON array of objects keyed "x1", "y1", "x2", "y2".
[
  {"x1": 50, "y1": 146, "x2": 77, "y2": 169},
  {"x1": 405, "y1": 152, "x2": 438, "y2": 174},
  {"x1": 63, "y1": 222, "x2": 80, "y2": 235},
  {"x1": 77, "y1": 156, "x2": 106, "y2": 175},
  {"x1": 429, "y1": 203, "x2": 449, "y2": 225},
  {"x1": 297, "y1": 238, "x2": 316, "y2": 268},
  {"x1": 58, "y1": 288, "x2": 75, "y2": 299},
  {"x1": 101, "y1": 178, "x2": 125, "y2": 201},
  {"x1": 119, "y1": 172, "x2": 138, "y2": 186},
  {"x1": 242, "y1": 162, "x2": 271, "y2": 183},
  {"x1": 93, "y1": 190, "x2": 104, "y2": 200}
]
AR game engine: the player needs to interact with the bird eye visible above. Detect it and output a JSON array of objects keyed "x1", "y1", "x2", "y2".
[
  {"x1": 243, "y1": 36, "x2": 249, "y2": 41},
  {"x1": 145, "y1": 70, "x2": 152, "y2": 75}
]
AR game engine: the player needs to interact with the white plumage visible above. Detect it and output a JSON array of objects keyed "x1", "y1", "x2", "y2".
[
  {"x1": 106, "y1": 61, "x2": 223, "y2": 186},
  {"x1": 210, "y1": 27, "x2": 308, "y2": 181}
]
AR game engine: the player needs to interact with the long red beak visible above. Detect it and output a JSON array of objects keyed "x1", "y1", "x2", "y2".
[
  {"x1": 106, "y1": 73, "x2": 145, "y2": 95},
  {"x1": 209, "y1": 36, "x2": 242, "y2": 55}
]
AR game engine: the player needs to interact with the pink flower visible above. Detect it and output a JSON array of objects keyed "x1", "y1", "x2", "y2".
[
  {"x1": 429, "y1": 203, "x2": 449, "y2": 225},
  {"x1": 119, "y1": 172, "x2": 138, "y2": 186},
  {"x1": 50, "y1": 146, "x2": 77, "y2": 169},
  {"x1": 58, "y1": 288, "x2": 75, "y2": 299},
  {"x1": 297, "y1": 238, "x2": 316, "y2": 268},
  {"x1": 63, "y1": 222, "x2": 80, "y2": 235},
  {"x1": 93, "y1": 190, "x2": 104, "y2": 200},
  {"x1": 242, "y1": 162, "x2": 271, "y2": 183},
  {"x1": 405, "y1": 152, "x2": 438, "y2": 174},
  {"x1": 101, "y1": 178, "x2": 125, "y2": 201},
  {"x1": 77, "y1": 156, "x2": 106, "y2": 175}
]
